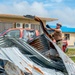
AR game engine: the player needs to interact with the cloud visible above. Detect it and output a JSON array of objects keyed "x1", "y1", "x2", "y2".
[
  {"x1": 49, "y1": 7, "x2": 75, "y2": 27},
  {"x1": 0, "y1": 1, "x2": 49, "y2": 17}
]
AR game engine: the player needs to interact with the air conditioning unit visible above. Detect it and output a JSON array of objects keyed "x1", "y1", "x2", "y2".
[
  {"x1": 16, "y1": 23, "x2": 23, "y2": 28},
  {"x1": 24, "y1": 24, "x2": 31, "y2": 28}
]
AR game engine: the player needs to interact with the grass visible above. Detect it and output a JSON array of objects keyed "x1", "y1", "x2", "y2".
[
  {"x1": 70, "y1": 57, "x2": 75, "y2": 62},
  {"x1": 66, "y1": 48, "x2": 75, "y2": 56},
  {"x1": 66, "y1": 48, "x2": 75, "y2": 62}
]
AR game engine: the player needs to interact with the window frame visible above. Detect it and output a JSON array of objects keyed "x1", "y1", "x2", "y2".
[{"x1": 64, "y1": 33, "x2": 70, "y2": 40}]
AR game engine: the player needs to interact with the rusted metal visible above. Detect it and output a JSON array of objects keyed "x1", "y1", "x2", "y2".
[
  {"x1": 4, "y1": 61, "x2": 25, "y2": 75},
  {"x1": 0, "y1": 35, "x2": 75, "y2": 75},
  {"x1": 0, "y1": 16, "x2": 72, "y2": 75},
  {"x1": 33, "y1": 66, "x2": 44, "y2": 75},
  {"x1": 0, "y1": 47, "x2": 65, "y2": 75},
  {"x1": 29, "y1": 35, "x2": 50, "y2": 51},
  {"x1": 10, "y1": 38, "x2": 65, "y2": 71},
  {"x1": 34, "y1": 16, "x2": 75, "y2": 75},
  {"x1": 25, "y1": 68, "x2": 32, "y2": 74}
]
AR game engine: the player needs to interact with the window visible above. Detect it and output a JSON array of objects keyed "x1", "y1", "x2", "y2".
[
  {"x1": 6, "y1": 30, "x2": 20, "y2": 38},
  {"x1": 31, "y1": 24, "x2": 41, "y2": 32},
  {"x1": 64, "y1": 34, "x2": 70, "y2": 40}
]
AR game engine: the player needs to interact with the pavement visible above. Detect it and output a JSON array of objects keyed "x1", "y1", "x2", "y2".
[{"x1": 68, "y1": 46, "x2": 75, "y2": 49}]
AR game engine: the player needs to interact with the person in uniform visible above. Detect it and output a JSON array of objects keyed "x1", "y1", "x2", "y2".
[{"x1": 49, "y1": 23, "x2": 62, "y2": 49}]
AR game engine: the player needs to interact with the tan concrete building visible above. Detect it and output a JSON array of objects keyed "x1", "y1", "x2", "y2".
[
  {"x1": 50, "y1": 26, "x2": 75, "y2": 46},
  {"x1": 62, "y1": 32, "x2": 75, "y2": 46},
  {"x1": 0, "y1": 14, "x2": 58, "y2": 33},
  {"x1": 61, "y1": 26, "x2": 75, "y2": 46}
]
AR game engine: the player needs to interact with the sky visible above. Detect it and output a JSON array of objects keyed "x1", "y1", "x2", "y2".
[{"x1": 0, "y1": 0, "x2": 75, "y2": 27}]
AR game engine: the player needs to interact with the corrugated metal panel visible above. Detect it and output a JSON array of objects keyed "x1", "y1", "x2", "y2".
[
  {"x1": 0, "y1": 53, "x2": 25, "y2": 75},
  {"x1": 0, "y1": 36, "x2": 13, "y2": 47},
  {"x1": 0, "y1": 47, "x2": 64, "y2": 75},
  {"x1": 9, "y1": 38, "x2": 65, "y2": 71},
  {"x1": 47, "y1": 36, "x2": 75, "y2": 75},
  {"x1": 0, "y1": 36, "x2": 75, "y2": 75}
]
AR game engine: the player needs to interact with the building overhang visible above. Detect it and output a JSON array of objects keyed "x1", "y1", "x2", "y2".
[{"x1": 0, "y1": 14, "x2": 58, "y2": 24}]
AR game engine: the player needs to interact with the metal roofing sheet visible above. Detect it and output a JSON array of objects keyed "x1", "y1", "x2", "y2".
[
  {"x1": 0, "y1": 47, "x2": 64, "y2": 75},
  {"x1": 0, "y1": 36, "x2": 75, "y2": 75},
  {"x1": 10, "y1": 38, "x2": 65, "y2": 71},
  {"x1": 49, "y1": 38, "x2": 75, "y2": 75}
]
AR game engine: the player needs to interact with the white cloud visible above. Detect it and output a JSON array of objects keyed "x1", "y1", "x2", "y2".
[
  {"x1": 0, "y1": 1, "x2": 49, "y2": 17},
  {"x1": 49, "y1": 7, "x2": 75, "y2": 27}
]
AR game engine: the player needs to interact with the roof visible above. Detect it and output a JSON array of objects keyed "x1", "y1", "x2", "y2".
[
  {"x1": 0, "y1": 14, "x2": 58, "y2": 23},
  {"x1": 61, "y1": 26, "x2": 75, "y2": 33},
  {"x1": 46, "y1": 25, "x2": 75, "y2": 33}
]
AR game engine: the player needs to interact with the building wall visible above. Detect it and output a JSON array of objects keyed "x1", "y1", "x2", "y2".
[
  {"x1": 0, "y1": 21, "x2": 46, "y2": 34},
  {"x1": 0, "y1": 22, "x2": 13, "y2": 32},
  {"x1": 62, "y1": 32, "x2": 75, "y2": 46}
]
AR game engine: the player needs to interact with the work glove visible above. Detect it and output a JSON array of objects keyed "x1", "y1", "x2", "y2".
[{"x1": 46, "y1": 24, "x2": 51, "y2": 28}]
